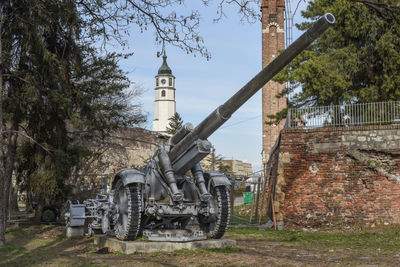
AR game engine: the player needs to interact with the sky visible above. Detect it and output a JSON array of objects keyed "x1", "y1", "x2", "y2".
[{"x1": 119, "y1": 1, "x2": 310, "y2": 172}]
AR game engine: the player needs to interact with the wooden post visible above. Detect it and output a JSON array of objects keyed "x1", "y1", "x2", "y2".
[
  {"x1": 254, "y1": 175, "x2": 261, "y2": 220},
  {"x1": 271, "y1": 193, "x2": 277, "y2": 230},
  {"x1": 230, "y1": 175, "x2": 235, "y2": 218},
  {"x1": 249, "y1": 186, "x2": 255, "y2": 224},
  {"x1": 258, "y1": 164, "x2": 269, "y2": 224}
]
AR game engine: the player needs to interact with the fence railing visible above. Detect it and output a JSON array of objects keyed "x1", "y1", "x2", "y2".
[{"x1": 287, "y1": 101, "x2": 400, "y2": 129}]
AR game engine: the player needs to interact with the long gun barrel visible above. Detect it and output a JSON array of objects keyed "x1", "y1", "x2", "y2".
[{"x1": 169, "y1": 13, "x2": 335, "y2": 162}]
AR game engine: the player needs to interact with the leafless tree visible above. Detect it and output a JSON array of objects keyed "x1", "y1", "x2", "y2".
[{"x1": 77, "y1": 0, "x2": 262, "y2": 59}]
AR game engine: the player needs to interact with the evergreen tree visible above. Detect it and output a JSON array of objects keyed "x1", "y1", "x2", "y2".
[
  {"x1": 166, "y1": 112, "x2": 184, "y2": 135},
  {"x1": 0, "y1": 0, "x2": 145, "y2": 244},
  {"x1": 274, "y1": 0, "x2": 400, "y2": 107}
]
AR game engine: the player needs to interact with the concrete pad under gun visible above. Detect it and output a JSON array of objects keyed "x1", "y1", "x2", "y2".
[{"x1": 93, "y1": 236, "x2": 236, "y2": 254}]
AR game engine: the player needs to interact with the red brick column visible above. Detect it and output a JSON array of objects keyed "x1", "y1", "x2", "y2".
[{"x1": 261, "y1": 0, "x2": 287, "y2": 163}]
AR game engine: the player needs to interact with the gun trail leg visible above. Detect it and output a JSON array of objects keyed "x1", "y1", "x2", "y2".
[
  {"x1": 191, "y1": 163, "x2": 211, "y2": 201},
  {"x1": 158, "y1": 149, "x2": 183, "y2": 202}
]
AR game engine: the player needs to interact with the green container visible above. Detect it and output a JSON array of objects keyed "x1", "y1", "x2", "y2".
[{"x1": 243, "y1": 192, "x2": 253, "y2": 204}]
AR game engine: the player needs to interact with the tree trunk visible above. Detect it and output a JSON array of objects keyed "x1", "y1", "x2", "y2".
[
  {"x1": 0, "y1": 15, "x2": 6, "y2": 246},
  {"x1": 0, "y1": 164, "x2": 13, "y2": 246},
  {"x1": 0, "y1": 12, "x2": 19, "y2": 246},
  {"x1": 33, "y1": 196, "x2": 44, "y2": 223},
  {"x1": 0, "y1": 17, "x2": 19, "y2": 245},
  {"x1": 0, "y1": 132, "x2": 16, "y2": 246},
  {"x1": 25, "y1": 185, "x2": 33, "y2": 213},
  {"x1": 11, "y1": 185, "x2": 19, "y2": 212},
  {"x1": 0, "y1": 193, "x2": 6, "y2": 246},
  {"x1": 0, "y1": 166, "x2": 7, "y2": 246},
  {"x1": 0, "y1": 127, "x2": 18, "y2": 245}
]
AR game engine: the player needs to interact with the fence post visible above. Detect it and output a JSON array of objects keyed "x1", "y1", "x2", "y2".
[
  {"x1": 249, "y1": 183, "x2": 256, "y2": 224},
  {"x1": 254, "y1": 175, "x2": 261, "y2": 221}
]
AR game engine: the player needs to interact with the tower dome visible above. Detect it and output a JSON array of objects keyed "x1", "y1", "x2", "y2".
[{"x1": 157, "y1": 55, "x2": 173, "y2": 76}]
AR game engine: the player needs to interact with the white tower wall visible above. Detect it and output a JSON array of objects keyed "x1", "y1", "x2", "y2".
[{"x1": 152, "y1": 56, "x2": 176, "y2": 134}]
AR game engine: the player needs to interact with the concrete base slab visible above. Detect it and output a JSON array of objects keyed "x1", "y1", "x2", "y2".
[
  {"x1": 65, "y1": 226, "x2": 84, "y2": 238},
  {"x1": 93, "y1": 236, "x2": 236, "y2": 254}
]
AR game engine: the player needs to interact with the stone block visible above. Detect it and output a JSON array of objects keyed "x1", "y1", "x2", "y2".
[
  {"x1": 357, "y1": 136, "x2": 367, "y2": 142},
  {"x1": 93, "y1": 236, "x2": 237, "y2": 254},
  {"x1": 259, "y1": 220, "x2": 274, "y2": 230},
  {"x1": 345, "y1": 135, "x2": 357, "y2": 141},
  {"x1": 65, "y1": 226, "x2": 84, "y2": 238},
  {"x1": 313, "y1": 142, "x2": 341, "y2": 153},
  {"x1": 371, "y1": 136, "x2": 383, "y2": 142},
  {"x1": 274, "y1": 201, "x2": 280, "y2": 212},
  {"x1": 280, "y1": 152, "x2": 291, "y2": 163},
  {"x1": 380, "y1": 142, "x2": 388, "y2": 149},
  {"x1": 277, "y1": 221, "x2": 284, "y2": 230}
]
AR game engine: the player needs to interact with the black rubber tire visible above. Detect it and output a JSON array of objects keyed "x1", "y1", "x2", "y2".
[
  {"x1": 198, "y1": 186, "x2": 230, "y2": 239},
  {"x1": 41, "y1": 207, "x2": 57, "y2": 222},
  {"x1": 113, "y1": 180, "x2": 142, "y2": 241},
  {"x1": 88, "y1": 227, "x2": 102, "y2": 236}
]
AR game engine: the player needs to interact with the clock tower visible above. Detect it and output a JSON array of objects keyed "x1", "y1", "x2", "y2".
[
  {"x1": 261, "y1": 0, "x2": 286, "y2": 163},
  {"x1": 152, "y1": 55, "x2": 176, "y2": 134}
]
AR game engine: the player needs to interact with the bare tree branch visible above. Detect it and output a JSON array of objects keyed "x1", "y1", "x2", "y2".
[{"x1": 76, "y1": 0, "x2": 262, "y2": 59}]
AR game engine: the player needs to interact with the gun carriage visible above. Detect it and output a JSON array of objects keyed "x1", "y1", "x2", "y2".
[{"x1": 65, "y1": 13, "x2": 335, "y2": 241}]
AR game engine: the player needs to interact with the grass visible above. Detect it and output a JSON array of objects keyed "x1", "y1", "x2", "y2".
[
  {"x1": 2, "y1": 224, "x2": 400, "y2": 266},
  {"x1": 5, "y1": 229, "x2": 25, "y2": 237},
  {"x1": 227, "y1": 225, "x2": 400, "y2": 251},
  {"x1": 170, "y1": 246, "x2": 243, "y2": 257},
  {"x1": 0, "y1": 244, "x2": 26, "y2": 254},
  {"x1": 230, "y1": 204, "x2": 270, "y2": 225},
  {"x1": 205, "y1": 246, "x2": 243, "y2": 253}
]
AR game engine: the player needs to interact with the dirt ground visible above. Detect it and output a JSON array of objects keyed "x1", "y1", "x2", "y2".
[{"x1": 1, "y1": 224, "x2": 400, "y2": 266}]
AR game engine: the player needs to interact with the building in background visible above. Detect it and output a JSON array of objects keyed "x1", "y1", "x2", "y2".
[
  {"x1": 200, "y1": 154, "x2": 213, "y2": 171},
  {"x1": 221, "y1": 159, "x2": 253, "y2": 177},
  {"x1": 152, "y1": 55, "x2": 176, "y2": 134},
  {"x1": 200, "y1": 155, "x2": 252, "y2": 177},
  {"x1": 261, "y1": 0, "x2": 287, "y2": 163}
]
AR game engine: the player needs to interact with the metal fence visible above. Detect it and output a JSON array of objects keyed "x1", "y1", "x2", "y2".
[{"x1": 287, "y1": 101, "x2": 400, "y2": 129}]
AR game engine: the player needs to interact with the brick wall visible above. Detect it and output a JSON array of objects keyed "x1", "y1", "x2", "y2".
[{"x1": 272, "y1": 126, "x2": 400, "y2": 227}]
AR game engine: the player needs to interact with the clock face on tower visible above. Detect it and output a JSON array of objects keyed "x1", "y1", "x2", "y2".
[{"x1": 161, "y1": 79, "x2": 166, "y2": 85}]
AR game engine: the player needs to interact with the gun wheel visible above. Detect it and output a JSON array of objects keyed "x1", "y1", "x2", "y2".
[
  {"x1": 198, "y1": 186, "x2": 230, "y2": 239},
  {"x1": 113, "y1": 180, "x2": 142, "y2": 240}
]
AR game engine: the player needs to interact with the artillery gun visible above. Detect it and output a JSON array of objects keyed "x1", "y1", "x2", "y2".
[{"x1": 65, "y1": 13, "x2": 335, "y2": 241}]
